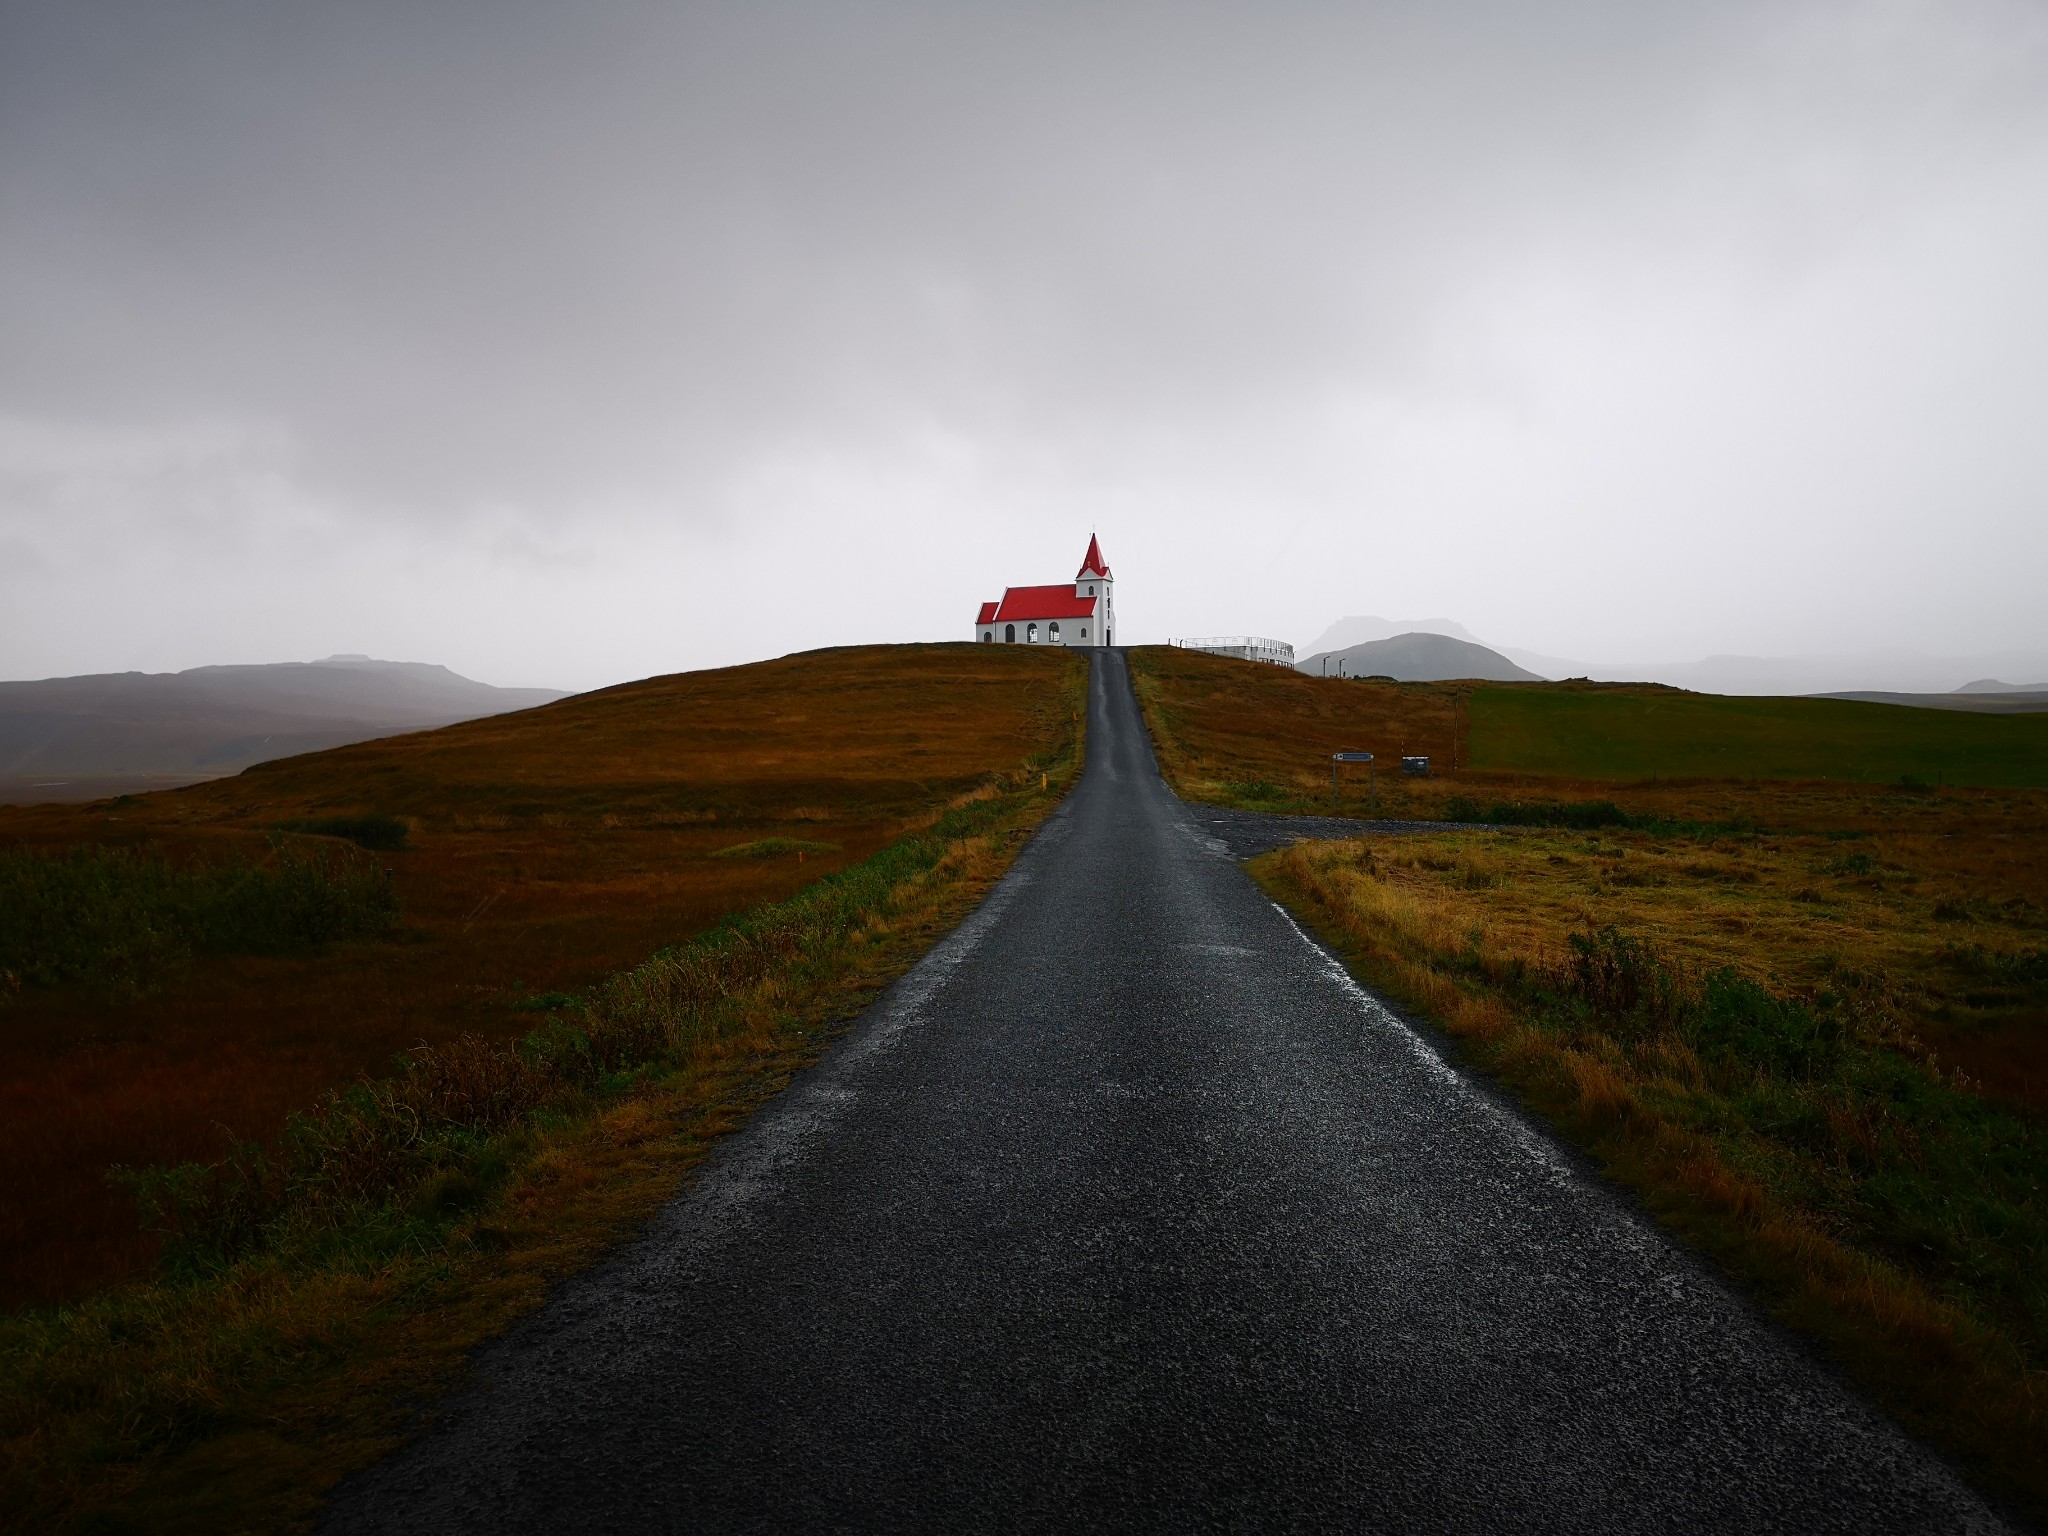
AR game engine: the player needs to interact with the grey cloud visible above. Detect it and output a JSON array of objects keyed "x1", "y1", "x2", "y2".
[{"x1": 2, "y1": 1, "x2": 2045, "y2": 685}]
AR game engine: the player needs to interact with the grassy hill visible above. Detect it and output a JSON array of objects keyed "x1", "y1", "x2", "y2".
[
  {"x1": 0, "y1": 643, "x2": 1081, "y2": 1310},
  {"x1": 1470, "y1": 684, "x2": 2048, "y2": 788}
]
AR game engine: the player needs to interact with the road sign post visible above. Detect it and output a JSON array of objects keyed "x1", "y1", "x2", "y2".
[{"x1": 1331, "y1": 751, "x2": 1374, "y2": 813}]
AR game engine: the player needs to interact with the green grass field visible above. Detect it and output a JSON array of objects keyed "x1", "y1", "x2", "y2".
[{"x1": 1470, "y1": 686, "x2": 2048, "y2": 788}]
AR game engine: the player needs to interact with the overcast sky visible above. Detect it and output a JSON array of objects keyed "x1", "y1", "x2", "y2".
[{"x1": 4, "y1": 0, "x2": 2045, "y2": 691}]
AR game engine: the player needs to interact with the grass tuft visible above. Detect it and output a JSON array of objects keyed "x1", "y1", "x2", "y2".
[{"x1": 709, "y1": 837, "x2": 840, "y2": 860}]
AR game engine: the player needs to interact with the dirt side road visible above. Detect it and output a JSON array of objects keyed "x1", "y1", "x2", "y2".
[{"x1": 324, "y1": 650, "x2": 2003, "y2": 1533}]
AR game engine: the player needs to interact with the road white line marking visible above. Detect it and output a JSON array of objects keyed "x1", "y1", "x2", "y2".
[
  {"x1": 1268, "y1": 901, "x2": 1578, "y2": 1186},
  {"x1": 1266, "y1": 899, "x2": 1726, "y2": 1283}
]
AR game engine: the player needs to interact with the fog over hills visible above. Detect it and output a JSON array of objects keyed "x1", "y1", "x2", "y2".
[
  {"x1": 0, "y1": 655, "x2": 567, "y2": 802},
  {"x1": 1818, "y1": 688, "x2": 2048, "y2": 715},
  {"x1": 1565, "y1": 652, "x2": 2048, "y2": 698},
  {"x1": 1300, "y1": 616, "x2": 2048, "y2": 699}
]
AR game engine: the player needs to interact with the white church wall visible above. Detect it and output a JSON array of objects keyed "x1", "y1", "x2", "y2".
[{"x1": 973, "y1": 611, "x2": 1105, "y2": 646}]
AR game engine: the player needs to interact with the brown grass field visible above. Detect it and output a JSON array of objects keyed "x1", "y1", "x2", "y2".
[
  {"x1": 0, "y1": 643, "x2": 1082, "y2": 1311},
  {"x1": 1130, "y1": 644, "x2": 2048, "y2": 1515}
]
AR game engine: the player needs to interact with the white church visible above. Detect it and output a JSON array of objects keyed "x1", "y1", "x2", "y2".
[{"x1": 974, "y1": 535, "x2": 1117, "y2": 647}]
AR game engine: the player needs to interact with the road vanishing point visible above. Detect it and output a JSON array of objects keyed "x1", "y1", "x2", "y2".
[{"x1": 328, "y1": 649, "x2": 2006, "y2": 1534}]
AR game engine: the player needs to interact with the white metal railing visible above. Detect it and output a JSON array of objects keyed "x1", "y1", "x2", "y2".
[{"x1": 1170, "y1": 636, "x2": 1296, "y2": 667}]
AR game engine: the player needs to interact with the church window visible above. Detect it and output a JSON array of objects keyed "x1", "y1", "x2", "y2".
[
  {"x1": 1048, "y1": 621, "x2": 1060, "y2": 641},
  {"x1": 1081, "y1": 627, "x2": 1088, "y2": 638},
  {"x1": 1027, "y1": 622, "x2": 1038, "y2": 643},
  {"x1": 981, "y1": 631, "x2": 992, "y2": 642},
  {"x1": 1005, "y1": 623, "x2": 1015, "y2": 643}
]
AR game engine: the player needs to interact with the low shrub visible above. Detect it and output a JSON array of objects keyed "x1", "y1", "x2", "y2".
[
  {"x1": 1692, "y1": 969, "x2": 1842, "y2": 1081},
  {"x1": 1551, "y1": 925, "x2": 1687, "y2": 1028},
  {"x1": 1544, "y1": 927, "x2": 1844, "y2": 1081},
  {"x1": 1938, "y1": 942, "x2": 2048, "y2": 992},
  {"x1": 0, "y1": 841, "x2": 398, "y2": 999},
  {"x1": 1443, "y1": 795, "x2": 1631, "y2": 830},
  {"x1": 1225, "y1": 779, "x2": 1289, "y2": 803},
  {"x1": 1440, "y1": 796, "x2": 1759, "y2": 838}
]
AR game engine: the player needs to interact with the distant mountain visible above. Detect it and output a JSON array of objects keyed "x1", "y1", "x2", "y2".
[
  {"x1": 1303, "y1": 615, "x2": 1483, "y2": 655},
  {"x1": 1956, "y1": 678, "x2": 2048, "y2": 694},
  {"x1": 0, "y1": 655, "x2": 567, "y2": 802},
  {"x1": 1296, "y1": 632, "x2": 1541, "y2": 683}
]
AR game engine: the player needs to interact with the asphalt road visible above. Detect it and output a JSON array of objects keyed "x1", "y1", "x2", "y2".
[{"x1": 325, "y1": 649, "x2": 2004, "y2": 1533}]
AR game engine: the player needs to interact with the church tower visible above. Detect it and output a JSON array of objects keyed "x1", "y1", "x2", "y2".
[{"x1": 1075, "y1": 534, "x2": 1114, "y2": 646}]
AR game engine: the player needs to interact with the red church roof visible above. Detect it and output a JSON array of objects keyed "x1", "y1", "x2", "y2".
[
  {"x1": 988, "y1": 585, "x2": 1098, "y2": 622},
  {"x1": 1076, "y1": 534, "x2": 1111, "y2": 579}
]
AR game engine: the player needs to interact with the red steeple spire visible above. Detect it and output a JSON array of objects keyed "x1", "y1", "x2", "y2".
[{"x1": 1076, "y1": 533, "x2": 1111, "y2": 580}]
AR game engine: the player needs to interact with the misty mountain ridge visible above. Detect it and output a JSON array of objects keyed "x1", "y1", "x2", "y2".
[
  {"x1": 1296, "y1": 632, "x2": 1541, "y2": 684},
  {"x1": 1, "y1": 655, "x2": 567, "y2": 801}
]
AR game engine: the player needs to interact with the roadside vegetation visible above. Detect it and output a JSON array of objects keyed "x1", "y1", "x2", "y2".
[
  {"x1": 0, "y1": 643, "x2": 1085, "y2": 1532},
  {"x1": 1130, "y1": 643, "x2": 2048, "y2": 1517},
  {"x1": 1256, "y1": 829, "x2": 2046, "y2": 1517}
]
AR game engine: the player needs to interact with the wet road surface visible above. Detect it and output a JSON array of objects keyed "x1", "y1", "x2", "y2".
[{"x1": 326, "y1": 649, "x2": 2004, "y2": 1533}]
